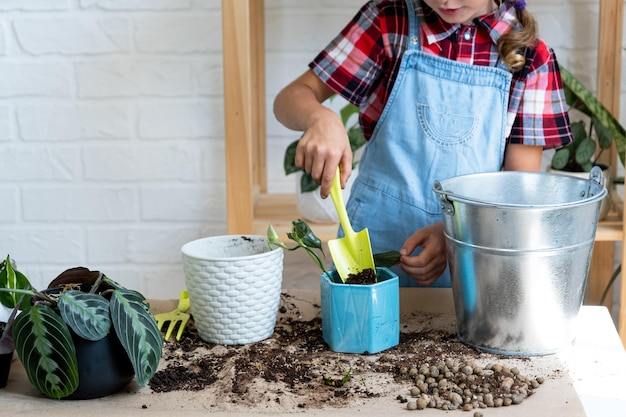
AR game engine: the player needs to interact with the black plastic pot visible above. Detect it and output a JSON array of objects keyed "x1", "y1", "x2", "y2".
[
  {"x1": 64, "y1": 329, "x2": 135, "y2": 400},
  {"x1": 0, "y1": 322, "x2": 12, "y2": 389},
  {"x1": 36, "y1": 287, "x2": 135, "y2": 400},
  {"x1": 0, "y1": 351, "x2": 11, "y2": 389}
]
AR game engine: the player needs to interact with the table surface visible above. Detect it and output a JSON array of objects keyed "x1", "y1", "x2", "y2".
[
  {"x1": 557, "y1": 304, "x2": 626, "y2": 416},
  {"x1": 1, "y1": 288, "x2": 625, "y2": 416}
]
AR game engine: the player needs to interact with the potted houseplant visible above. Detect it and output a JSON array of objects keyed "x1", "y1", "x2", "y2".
[
  {"x1": 0, "y1": 255, "x2": 163, "y2": 400},
  {"x1": 549, "y1": 66, "x2": 626, "y2": 219},
  {"x1": 284, "y1": 98, "x2": 366, "y2": 223},
  {"x1": 268, "y1": 220, "x2": 401, "y2": 354}
]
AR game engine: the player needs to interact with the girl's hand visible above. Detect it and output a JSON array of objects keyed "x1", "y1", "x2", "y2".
[
  {"x1": 398, "y1": 222, "x2": 447, "y2": 286},
  {"x1": 274, "y1": 69, "x2": 354, "y2": 198},
  {"x1": 295, "y1": 109, "x2": 353, "y2": 198}
]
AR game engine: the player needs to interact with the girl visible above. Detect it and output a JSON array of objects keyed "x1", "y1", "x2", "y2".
[{"x1": 273, "y1": 0, "x2": 572, "y2": 287}]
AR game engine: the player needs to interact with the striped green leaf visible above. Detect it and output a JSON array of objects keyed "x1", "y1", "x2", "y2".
[
  {"x1": 110, "y1": 289, "x2": 162, "y2": 387},
  {"x1": 58, "y1": 290, "x2": 111, "y2": 341},
  {"x1": 13, "y1": 304, "x2": 79, "y2": 399}
]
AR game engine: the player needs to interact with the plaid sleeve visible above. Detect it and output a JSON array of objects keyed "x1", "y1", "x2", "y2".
[
  {"x1": 309, "y1": 1, "x2": 402, "y2": 106},
  {"x1": 508, "y1": 42, "x2": 572, "y2": 149}
]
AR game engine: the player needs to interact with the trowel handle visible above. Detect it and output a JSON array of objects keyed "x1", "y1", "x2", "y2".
[{"x1": 329, "y1": 167, "x2": 355, "y2": 237}]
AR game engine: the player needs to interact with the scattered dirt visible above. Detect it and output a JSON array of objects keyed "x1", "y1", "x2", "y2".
[{"x1": 149, "y1": 293, "x2": 556, "y2": 412}]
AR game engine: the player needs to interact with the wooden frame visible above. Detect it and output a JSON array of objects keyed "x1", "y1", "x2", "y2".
[
  {"x1": 593, "y1": 0, "x2": 625, "y2": 339},
  {"x1": 222, "y1": 0, "x2": 266, "y2": 235},
  {"x1": 221, "y1": 0, "x2": 626, "y2": 345}
]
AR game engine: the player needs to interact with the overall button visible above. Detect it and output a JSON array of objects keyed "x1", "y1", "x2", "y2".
[{"x1": 410, "y1": 36, "x2": 419, "y2": 45}]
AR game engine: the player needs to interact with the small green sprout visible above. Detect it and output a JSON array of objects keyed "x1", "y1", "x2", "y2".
[
  {"x1": 268, "y1": 219, "x2": 402, "y2": 284},
  {"x1": 268, "y1": 220, "x2": 332, "y2": 280}
]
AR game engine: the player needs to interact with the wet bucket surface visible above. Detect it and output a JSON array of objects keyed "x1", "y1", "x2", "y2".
[{"x1": 433, "y1": 168, "x2": 606, "y2": 355}]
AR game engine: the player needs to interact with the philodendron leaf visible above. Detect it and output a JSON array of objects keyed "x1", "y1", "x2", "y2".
[
  {"x1": 579, "y1": 160, "x2": 593, "y2": 172},
  {"x1": 289, "y1": 219, "x2": 324, "y2": 251},
  {"x1": 551, "y1": 147, "x2": 571, "y2": 170},
  {"x1": 570, "y1": 120, "x2": 587, "y2": 142},
  {"x1": 347, "y1": 124, "x2": 366, "y2": 153},
  {"x1": 13, "y1": 304, "x2": 79, "y2": 399},
  {"x1": 286, "y1": 220, "x2": 329, "y2": 274},
  {"x1": 299, "y1": 172, "x2": 320, "y2": 193},
  {"x1": 593, "y1": 116, "x2": 613, "y2": 150},
  {"x1": 110, "y1": 289, "x2": 163, "y2": 387},
  {"x1": 561, "y1": 66, "x2": 626, "y2": 167},
  {"x1": 339, "y1": 101, "x2": 359, "y2": 126},
  {"x1": 58, "y1": 290, "x2": 111, "y2": 341},
  {"x1": 575, "y1": 137, "x2": 596, "y2": 166},
  {"x1": 373, "y1": 251, "x2": 401, "y2": 268},
  {"x1": 284, "y1": 139, "x2": 301, "y2": 175}
]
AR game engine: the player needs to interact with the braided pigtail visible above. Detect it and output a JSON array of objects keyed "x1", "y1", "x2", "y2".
[{"x1": 497, "y1": 0, "x2": 538, "y2": 72}]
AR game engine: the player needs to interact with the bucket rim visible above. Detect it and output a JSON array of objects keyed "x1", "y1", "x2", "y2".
[{"x1": 433, "y1": 170, "x2": 607, "y2": 209}]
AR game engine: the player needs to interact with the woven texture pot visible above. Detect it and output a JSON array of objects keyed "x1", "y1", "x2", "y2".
[{"x1": 182, "y1": 235, "x2": 283, "y2": 345}]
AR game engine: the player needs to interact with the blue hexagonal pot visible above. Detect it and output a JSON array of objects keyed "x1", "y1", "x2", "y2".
[{"x1": 320, "y1": 267, "x2": 399, "y2": 354}]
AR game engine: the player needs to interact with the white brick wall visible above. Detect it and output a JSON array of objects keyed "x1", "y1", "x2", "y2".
[{"x1": 0, "y1": 0, "x2": 623, "y2": 299}]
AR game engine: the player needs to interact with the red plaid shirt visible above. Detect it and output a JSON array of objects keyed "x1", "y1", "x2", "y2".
[{"x1": 310, "y1": 0, "x2": 572, "y2": 148}]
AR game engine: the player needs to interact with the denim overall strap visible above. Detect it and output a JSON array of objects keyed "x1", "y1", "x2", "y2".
[{"x1": 343, "y1": 0, "x2": 513, "y2": 287}]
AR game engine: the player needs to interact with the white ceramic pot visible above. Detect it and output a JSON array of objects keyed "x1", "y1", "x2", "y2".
[
  {"x1": 296, "y1": 167, "x2": 358, "y2": 223},
  {"x1": 181, "y1": 235, "x2": 283, "y2": 345}
]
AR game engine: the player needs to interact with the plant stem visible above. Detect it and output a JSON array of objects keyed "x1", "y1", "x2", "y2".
[
  {"x1": 89, "y1": 272, "x2": 105, "y2": 294},
  {"x1": 593, "y1": 147, "x2": 605, "y2": 166},
  {"x1": 0, "y1": 288, "x2": 35, "y2": 297}
]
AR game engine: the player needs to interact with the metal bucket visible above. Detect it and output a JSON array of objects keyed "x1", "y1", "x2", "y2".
[{"x1": 433, "y1": 167, "x2": 606, "y2": 356}]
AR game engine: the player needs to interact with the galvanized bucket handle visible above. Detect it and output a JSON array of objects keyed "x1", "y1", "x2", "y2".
[
  {"x1": 586, "y1": 165, "x2": 606, "y2": 197},
  {"x1": 433, "y1": 180, "x2": 455, "y2": 216}
]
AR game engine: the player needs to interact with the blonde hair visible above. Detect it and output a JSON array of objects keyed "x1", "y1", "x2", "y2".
[{"x1": 497, "y1": 5, "x2": 538, "y2": 72}]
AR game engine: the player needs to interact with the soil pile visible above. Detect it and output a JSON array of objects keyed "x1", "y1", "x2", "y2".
[{"x1": 149, "y1": 293, "x2": 556, "y2": 412}]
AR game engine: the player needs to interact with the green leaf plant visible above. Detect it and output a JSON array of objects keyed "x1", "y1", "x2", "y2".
[
  {"x1": 267, "y1": 219, "x2": 401, "y2": 283},
  {"x1": 268, "y1": 220, "x2": 331, "y2": 278},
  {"x1": 552, "y1": 67, "x2": 626, "y2": 172},
  {"x1": 0, "y1": 256, "x2": 162, "y2": 399},
  {"x1": 0, "y1": 255, "x2": 31, "y2": 356}
]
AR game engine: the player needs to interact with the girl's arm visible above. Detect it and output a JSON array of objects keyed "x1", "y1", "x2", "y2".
[
  {"x1": 273, "y1": 70, "x2": 354, "y2": 197},
  {"x1": 502, "y1": 143, "x2": 543, "y2": 172}
]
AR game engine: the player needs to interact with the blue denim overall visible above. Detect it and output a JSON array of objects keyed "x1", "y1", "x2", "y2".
[{"x1": 342, "y1": 0, "x2": 512, "y2": 287}]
